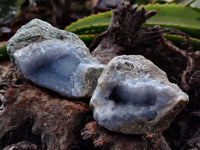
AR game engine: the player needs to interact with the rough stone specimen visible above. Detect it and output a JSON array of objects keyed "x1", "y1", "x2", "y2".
[
  {"x1": 13, "y1": 40, "x2": 105, "y2": 98},
  {"x1": 90, "y1": 55, "x2": 189, "y2": 134},
  {"x1": 7, "y1": 19, "x2": 105, "y2": 98},
  {"x1": 7, "y1": 18, "x2": 88, "y2": 63}
]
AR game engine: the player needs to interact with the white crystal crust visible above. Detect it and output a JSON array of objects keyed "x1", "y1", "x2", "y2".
[
  {"x1": 14, "y1": 40, "x2": 105, "y2": 98},
  {"x1": 90, "y1": 55, "x2": 189, "y2": 134}
]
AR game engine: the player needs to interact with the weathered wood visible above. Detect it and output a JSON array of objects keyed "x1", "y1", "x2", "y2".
[
  {"x1": 81, "y1": 121, "x2": 171, "y2": 150},
  {"x1": 3, "y1": 141, "x2": 37, "y2": 150},
  {"x1": 0, "y1": 76, "x2": 91, "y2": 149}
]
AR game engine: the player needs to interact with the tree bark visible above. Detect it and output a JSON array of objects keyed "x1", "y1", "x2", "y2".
[{"x1": 0, "y1": 78, "x2": 91, "y2": 149}]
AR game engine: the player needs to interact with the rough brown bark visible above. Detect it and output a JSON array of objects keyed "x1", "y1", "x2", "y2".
[
  {"x1": 0, "y1": 76, "x2": 91, "y2": 149},
  {"x1": 3, "y1": 141, "x2": 37, "y2": 150},
  {"x1": 81, "y1": 121, "x2": 170, "y2": 150},
  {"x1": 91, "y1": 3, "x2": 157, "y2": 64},
  {"x1": 51, "y1": 0, "x2": 71, "y2": 28}
]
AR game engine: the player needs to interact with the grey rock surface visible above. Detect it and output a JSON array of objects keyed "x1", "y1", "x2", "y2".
[
  {"x1": 90, "y1": 55, "x2": 189, "y2": 134},
  {"x1": 14, "y1": 40, "x2": 105, "y2": 98},
  {"x1": 7, "y1": 18, "x2": 88, "y2": 63}
]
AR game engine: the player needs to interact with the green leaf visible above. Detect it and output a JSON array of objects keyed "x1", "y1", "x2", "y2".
[
  {"x1": 79, "y1": 34, "x2": 97, "y2": 46},
  {"x1": 0, "y1": 44, "x2": 9, "y2": 62},
  {"x1": 144, "y1": 4, "x2": 200, "y2": 27},
  {"x1": 143, "y1": 23, "x2": 200, "y2": 39},
  {"x1": 144, "y1": 4, "x2": 200, "y2": 38},
  {"x1": 164, "y1": 34, "x2": 200, "y2": 50},
  {"x1": 65, "y1": 11, "x2": 112, "y2": 32},
  {"x1": 72, "y1": 24, "x2": 109, "y2": 35}
]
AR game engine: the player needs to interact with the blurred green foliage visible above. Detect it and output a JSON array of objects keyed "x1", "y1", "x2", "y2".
[
  {"x1": 132, "y1": 0, "x2": 200, "y2": 5},
  {"x1": 0, "y1": 44, "x2": 8, "y2": 61},
  {"x1": 0, "y1": 0, "x2": 36, "y2": 24}
]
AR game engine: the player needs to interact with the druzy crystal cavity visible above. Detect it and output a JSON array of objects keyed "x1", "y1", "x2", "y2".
[
  {"x1": 13, "y1": 40, "x2": 105, "y2": 98},
  {"x1": 90, "y1": 55, "x2": 189, "y2": 134},
  {"x1": 7, "y1": 19, "x2": 105, "y2": 98}
]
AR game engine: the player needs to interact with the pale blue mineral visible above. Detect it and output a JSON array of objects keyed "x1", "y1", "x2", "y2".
[
  {"x1": 7, "y1": 19, "x2": 105, "y2": 98},
  {"x1": 90, "y1": 55, "x2": 189, "y2": 134},
  {"x1": 13, "y1": 40, "x2": 105, "y2": 98},
  {"x1": 7, "y1": 19, "x2": 88, "y2": 63}
]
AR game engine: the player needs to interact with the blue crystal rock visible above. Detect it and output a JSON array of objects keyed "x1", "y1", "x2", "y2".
[
  {"x1": 7, "y1": 19, "x2": 88, "y2": 64},
  {"x1": 90, "y1": 55, "x2": 189, "y2": 134},
  {"x1": 14, "y1": 40, "x2": 105, "y2": 98}
]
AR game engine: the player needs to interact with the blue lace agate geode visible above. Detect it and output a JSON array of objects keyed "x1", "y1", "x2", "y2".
[
  {"x1": 13, "y1": 40, "x2": 105, "y2": 98},
  {"x1": 7, "y1": 19, "x2": 89, "y2": 64},
  {"x1": 7, "y1": 19, "x2": 105, "y2": 98},
  {"x1": 90, "y1": 55, "x2": 189, "y2": 134}
]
